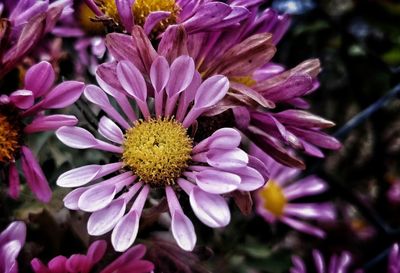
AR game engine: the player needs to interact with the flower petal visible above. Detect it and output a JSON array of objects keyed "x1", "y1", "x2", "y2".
[
  {"x1": 24, "y1": 115, "x2": 78, "y2": 133},
  {"x1": 20, "y1": 146, "x2": 51, "y2": 203},
  {"x1": 171, "y1": 210, "x2": 196, "y2": 251},
  {"x1": 56, "y1": 126, "x2": 98, "y2": 149},
  {"x1": 41, "y1": 81, "x2": 84, "y2": 109},
  {"x1": 111, "y1": 210, "x2": 140, "y2": 252},
  {"x1": 195, "y1": 170, "x2": 240, "y2": 194},
  {"x1": 87, "y1": 198, "x2": 126, "y2": 236},
  {"x1": 98, "y1": 116, "x2": 124, "y2": 144},
  {"x1": 56, "y1": 163, "x2": 122, "y2": 187},
  {"x1": 9, "y1": 90, "x2": 34, "y2": 109},
  {"x1": 78, "y1": 184, "x2": 117, "y2": 212},
  {"x1": 190, "y1": 187, "x2": 230, "y2": 228},
  {"x1": 24, "y1": 61, "x2": 55, "y2": 97},
  {"x1": 117, "y1": 60, "x2": 147, "y2": 102}
]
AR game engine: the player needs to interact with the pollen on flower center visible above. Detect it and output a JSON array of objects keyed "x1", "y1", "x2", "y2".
[
  {"x1": 122, "y1": 118, "x2": 192, "y2": 186},
  {"x1": 0, "y1": 111, "x2": 21, "y2": 164},
  {"x1": 260, "y1": 181, "x2": 287, "y2": 216},
  {"x1": 78, "y1": 3, "x2": 105, "y2": 34},
  {"x1": 132, "y1": 0, "x2": 180, "y2": 35}
]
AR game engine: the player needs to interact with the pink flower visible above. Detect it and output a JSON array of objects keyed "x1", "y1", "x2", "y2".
[
  {"x1": 31, "y1": 241, "x2": 154, "y2": 273},
  {"x1": 0, "y1": 61, "x2": 84, "y2": 202},
  {"x1": 250, "y1": 143, "x2": 335, "y2": 238},
  {"x1": 0, "y1": 221, "x2": 26, "y2": 273},
  {"x1": 56, "y1": 54, "x2": 264, "y2": 252}
]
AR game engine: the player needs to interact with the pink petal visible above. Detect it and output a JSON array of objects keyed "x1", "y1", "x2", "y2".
[
  {"x1": 9, "y1": 90, "x2": 34, "y2": 109},
  {"x1": 98, "y1": 116, "x2": 124, "y2": 144},
  {"x1": 115, "y1": 0, "x2": 134, "y2": 32},
  {"x1": 117, "y1": 60, "x2": 147, "y2": 102},
  {"x1": 86, "y1": 240, "x2": 107, "y2": 264},
  {"x1": 166, "y1": 55, "x2": 195, "y2": 98},
  {"x1": 189, "y1": 187, "x2": 230, "y2": 228},
  {"x1": 21, "y1": 146, "x2": 52, "y2": 203},
  {"x1": 63, "y1": 187, "x2": 88, "y2": 210},
  {"x1": 56, "y1": 126, "x2": 98, "y2": 149},
  {"x1": 195, "y1": 170, "x2": 240, "y2": 194},
  {"x1": 87, "y1": 198, "x2": 126, "y2": 236},
  {"x1": 24, "y1": 115, "x2": 78, "y2": 133},
  {"x1": 78, "y1": 184, "x2": 117, "y2": 212},
  {"x1": 150, "y1": 56, "x2": 170, "y2": 93},
  {"x1": 193, "y1": 128, "x2": 241, "y2": 153},
  {"x1": 41, "y1": 81, "x2": 84, "y2": 109},
  {"x1": 24, "y1": 61, "x2": 55, "y2": 97},
  {"x1": 101, "y1": 244, "x2": 148, "y2": 273},
  {"x1": 143, "y1": 11, "x2": 170, "y2": 35},
  {"x1": 111, "y1": 210, "x2": 140, "y2": 252},
  {"x1": 234, "y1": 166, "x2": 265, "y2": 191},
  {"x1": 56, "y1": 163, "x2": 122, "y2": 187},
  {"x1": 193, "y1": 75, "x2": 229, "y2": 108},
  {"x1": 205, "y1": 148, "x2": 248, "y2": 170},
  {"x1": 171, "y1": 210, "x2": 196, "y2": 251}
]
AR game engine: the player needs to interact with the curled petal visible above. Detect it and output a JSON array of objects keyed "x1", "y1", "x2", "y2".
[{"x1": 9, "y1": 90, "x2": 34, "y2": 109}]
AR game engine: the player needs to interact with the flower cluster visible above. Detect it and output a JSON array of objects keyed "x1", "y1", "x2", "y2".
[{"x1": 0, "y1": 0, "x2": 355, "y2": 272}]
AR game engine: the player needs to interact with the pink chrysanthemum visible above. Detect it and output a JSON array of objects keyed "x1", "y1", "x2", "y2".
[
  {"x1": 0, "y1": 221, "x2": 26, "y2": 273},
  {"x1": 0, "y1": 61, "x2": 84, "y2": 202},
  {"x1": 56, "y1": 55, "x2": 265, "y2": 252},
  {"x1": 31, "y1": 240, "x2": 154, "y2": 273},
  {"x1": 250, "y1": 143, "x2": 335, "y2": 238}
]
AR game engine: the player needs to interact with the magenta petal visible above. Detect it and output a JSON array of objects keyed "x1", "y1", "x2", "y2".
[
  {"x1": 24, "y1": 115, "x2": 78, "y2": 133},
  {"x1": 56, "y1": 126, "x2": 98, "y2": 149},
  {"x1": 87, "y1": 198, "x2": 126, "y2": 236},
  {"x1": 143, "y1": 11, "x2": 171, "y2": 35},
  {"x1": 9, "y1": 90, "x2": 34, "y2": 109},
  {"x1": 1, "y1": 241, "x2": 23, "y2": 273},
  {"x1": 57, "y1": 163, "x2": 122, "y2": 187},
  {"x1": 117, "y1": 60, "x2": 147, "y2": 102},
  {"x1": 189, "y1": 187, "x2": 230, "y2": 228},
  {"x1": 47, "y1": 256, "x2": 68, "y2": 273},
  {"x1": 193, "y1": 75, "x2": 229, "y2": 109},
  {"x1": 86, "y1": 240, "x2": 107, "y2": 264},
  {"x1": 195, "y1": 170, "x2": 240, "y2": 194},
  {"x1": 111, "y1": 210, "x2": 140, "y2": 252},
  {"x1": 0, "y1": 221, "x2": 26, "y2": 246},
  {"x1": 8, "y1": 163, "x2": 20, "y2": 199},
  {"x1": 183, "y1": 2, "x2": 232, "y2": 33},
  {"x1": 78, "y1": 184, "x2": 117, "y2": 212},
  {"x1": 20, "y1": 146, "x2": 52, "y2": 203},
  {"x1": 101, "y1": 244, "x2": 148, "y2": 273},
  {"x1": 171, "y1": 210, "x2": 196, "y2": 251},
  {"x1": 150, "y1": 56, "x2": 170, "y2": 93},
  {"x1": 98, "y1": 116, "x2": 124, "y2": 144},
  {"x1": 41, "y1": 81, "x2": 84, "y2": 109},
  {"x1": 166, "y1": 55, "x2": 195, "y2": 98},
  {"x1": 115, "y1": 0, "x2": 134, "y2": 32},
  {"x1": 24, "y1": 61, "x2": 55, "y2": 97}
]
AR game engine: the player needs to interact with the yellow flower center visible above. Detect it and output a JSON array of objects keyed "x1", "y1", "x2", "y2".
[
  {"x1": 78, "y1": 3, "x2": 105, "y2": 34},
  {"x1": 95, "y1": 0, "x2": 179, "y2": 36},
  {"x1": 122, "y1": 118, "x2": 192, "y2": 186},
  {"x1": 0, "y1": 111, "x2": 21, "y2": 163},
  {"x1": 231, "y1": 76, "x2": 257, "y2": 87},
  {"x1": 259, "y1": 181, "x2": 287, "y2": 216}
]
